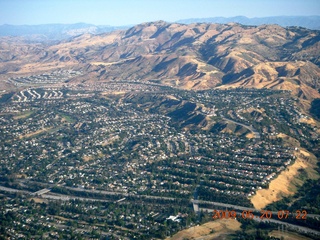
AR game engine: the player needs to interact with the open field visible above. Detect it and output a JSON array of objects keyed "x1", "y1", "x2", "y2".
[
  {"x1": 168, "y1": 219, "x2": 240, "y2": 240},
  {"x1": 13, "y1": 111, "x2": 34, "y2": 120},
  {"x1": 19, "y1": 127, "x2": 52, "y2": 139}
]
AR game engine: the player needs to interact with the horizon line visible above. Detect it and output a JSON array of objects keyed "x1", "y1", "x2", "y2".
[{"x1": 1, "y1": 15, "x2": 319, "y2": 27}]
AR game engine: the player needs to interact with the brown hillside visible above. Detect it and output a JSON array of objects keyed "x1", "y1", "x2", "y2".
[
  {"x1": 222, "y1": 61, "x2": 320, "y2": 100},
  {"x1": 0, "y1": 21, "x2": 319, "y2": 98}
]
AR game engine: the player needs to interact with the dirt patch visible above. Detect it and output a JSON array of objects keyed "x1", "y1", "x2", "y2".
[
  {"x1": 19, "y1": 127, "x2": 52, "y2": 139},
  {"x1": 74, "y1": 122, "x2": 83, "y2": 129},
  {"x1": 101, "y1": 135, "x2": 119, "y2": 146},
  {"x1": 54, "y1": 215, "x2": 70, "y2": 222},
  {"x1": 13, "y1": 111, "x2": 33, "y2": 120},
  {"x1": 168, "y1": 219, "x2": 240, "y2": 240},
  {"x1": 30, "y1": 197, "x2": 48, "y2": 203},
  {"x1": 246, "y1": 132, "x2": 255, "y2": 139},
  {"x1": 14, "y1": 174, "x2": 27, "y2": 179},
  {"x1": 101, "y1": 91, "x2": 126, "y2": 95},
  {"x1": 243, "y1": 107, "x2": 265, "y2": 114},
  {"x1": 82, "y1": 155, "x2": 94, "y2": 162},
  {"x1": 299, "y1": 117, "x2": 317, "y2": 126},
  {"x1": 300, "y1": 150, "x2": 310, "y2": 157}
]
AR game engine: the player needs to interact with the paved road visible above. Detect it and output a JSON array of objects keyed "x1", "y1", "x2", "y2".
[
  {"x1": 221, "y1": 115, "x2": 260, "y2": 138},
  {"x1": 0, "y1": 183, "x2": 177, "y2": 202},
  {"x1": 15, "y1": 179, "x2": 177, "y2": 202},
  {"x1": 1, "y1": 184, "x2": 319, "y2": 237},
  {"x1": 192, "y1": 199, "x2": 256, "y2": 212},
  {"x1": 64, "y1": 186, "x2": 176, "y2": 201},
  {"x1": 192, "y1": 199, "x2": 320, "y2": 219},
  {"x1": 32, "y1": 188, "x2": 51, "y2": 196},
  {"x1": 0, "y1": 185, "x2": 30, "y2": 194},
  {"x1": 1, "y1": 184, "x2": 319, "y2": 219},
  {"x1": 200, "y1": 207, "x2": 320, "y2": 237}
]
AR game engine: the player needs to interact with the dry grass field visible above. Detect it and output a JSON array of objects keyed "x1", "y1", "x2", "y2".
[
  {"x1": 251, "y1": 137, "x2": 319, "y2": 209},
  {"x1": 168, "y1": 219, "x2": 240, "y2": 240},
  {"x1": 19, "y1": 127, "x2": 52, "y2": 139}
]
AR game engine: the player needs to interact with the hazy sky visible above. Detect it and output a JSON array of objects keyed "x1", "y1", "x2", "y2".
[{"x1": 0, "y1": 0, "x2": 319, "y2": 26}]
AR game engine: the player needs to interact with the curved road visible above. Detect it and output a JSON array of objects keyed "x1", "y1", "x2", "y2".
[{"x1": 221, "y1": 115, "x2": 260, "y2": 138}]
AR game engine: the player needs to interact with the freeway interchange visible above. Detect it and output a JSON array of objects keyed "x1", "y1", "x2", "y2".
[{"x1": 1, "y1": 183, "x2": 319, "y2": 238}]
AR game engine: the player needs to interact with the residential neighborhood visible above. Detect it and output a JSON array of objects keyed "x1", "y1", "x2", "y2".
[{"x1": 0, "y1": 81, "x2": 319, "y2": 239}]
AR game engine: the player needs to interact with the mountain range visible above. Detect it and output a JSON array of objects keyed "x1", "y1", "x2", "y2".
[
  {"x1": 0, "y1": 23, "x2": 129, "y2": 41},
  {"x1": 178, "y1": 16, "x2": 320, "y2": 30},
  {"x1": 0, "y1": 16, "x2": 319, "y2": 41},
  {"x1": 0, "y1": 20, "x2": 319, "y2": 101}
]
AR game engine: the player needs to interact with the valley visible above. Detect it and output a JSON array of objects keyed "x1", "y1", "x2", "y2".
[
  {"x1": 0, "y1": 82, "x2": 319, "y2": 239},
  {"x1": 0, "y1": 20, "x2": 319, "y2": 239}
]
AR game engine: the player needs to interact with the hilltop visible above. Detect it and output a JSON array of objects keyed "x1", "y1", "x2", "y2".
[
  {"x1": 0, "y1": 21, "x2": 319, "y2": 101},
  {"x1": 1, "y1": 16, "x2": 319, "y2": 42},
  {"x1": 178, "y1": 16, "x2": 320, "y2": 30}
]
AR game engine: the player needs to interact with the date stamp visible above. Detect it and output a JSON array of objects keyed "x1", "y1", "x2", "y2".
[{"x1": 212, "y1": 209, "x2": 308, "y2": 220}]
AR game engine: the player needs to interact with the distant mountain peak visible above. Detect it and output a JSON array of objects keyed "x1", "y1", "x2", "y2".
[
  {"x1": 0, "y1": 21, "x2": 319, "y2": 100},
  {"x1": 0, "y1": 23, "x2": 129, "y2": 41},
  {"x1": 177, "y1": 16, "x2": 320, "y2": 30}
]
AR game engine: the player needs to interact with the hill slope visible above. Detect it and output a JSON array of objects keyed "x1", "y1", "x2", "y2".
[{"x1": 0, "y1": 21, "x2": 319, "y2": 99}]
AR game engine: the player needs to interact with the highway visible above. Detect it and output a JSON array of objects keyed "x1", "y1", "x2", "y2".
[
  {"x1": 13, "y1": 179, "x2": 178, "y2": 202},
  {"x1": 1, "y1": 184, "x2": 319, "y2": 218},
  {"x1": 192, "y1": 199, "x2": 256, "y2": 211},
  {"x1": 0, "y1": 184, "x2": 176, "y2": 202},
  {"x1": 0, "y1": 185, "x2": 30, "y2": 194},
  {"x1": 200, "y1": 207, "x2": 320, "y2": 237},
  {"x1": 192, "y1": 199, "x2": 320, "y2": 219},
  {"x1": 1, "y1": 184, "x2": 319, "y2": 237},
  {"x1": 63, "y1": 186, "x2": 176, "y2": 201},
  {"x1": 32, "y1": 188, "x2": 51, "y2": 196}
]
